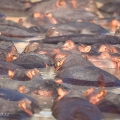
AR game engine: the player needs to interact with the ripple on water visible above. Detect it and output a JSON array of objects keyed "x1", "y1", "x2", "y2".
[{"x1": 32, "y1": 109, "x2": 56, "y2": 120}]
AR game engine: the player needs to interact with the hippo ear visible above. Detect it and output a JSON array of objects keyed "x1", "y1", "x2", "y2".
[
  {"x1": 18, "y1": 99, "x2": 33, "y2": 116},
  {"x1": 54, "y1": 78, "x2": 63, "y2": 84},
  {"x1": 18, "y1": 85, "x2": 26, "y2": 93},
  {"x1": 97, "y1": 90, "x2": 107, "y2": 99},
  {"x1": 18, "y1": 19, "x2": 23, "y2": 25},
  {"x1": 84, "y1": 46, "x2": 91, "y2": 52},
  {"x1": 8, "y1": 70, "x2": 15, "y2": 78},
  {"x1": 110, "y1": 19, "x2": 119, "y2": 28},
  {"x1": 56, "y1": 0, "x2": 66, "y2": 7},
  {"x1": 57, "y1": 87, "x2": 66, "y2": 97},
  {"x1": 84, "y1": 87, "x2": 94, "y2": 97},
  {"x1": 26, "y1": 68, "x2": 40, "y2": 79},
  {"x1": 45, "y1": 12, "x2": 52, "y2": 18},
  {"x1": 33, "y1": 12, "x2": 43, "y2": 19}
]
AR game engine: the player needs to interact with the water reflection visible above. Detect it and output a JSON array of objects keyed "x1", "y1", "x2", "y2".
[{"x1": 31, "y1": 109, "x2": 55, "y2": 120}]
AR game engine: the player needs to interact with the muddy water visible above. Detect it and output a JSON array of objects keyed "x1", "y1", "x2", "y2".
[{"x1": 2, "y1": 1, "x2": 120, "y2": 120}]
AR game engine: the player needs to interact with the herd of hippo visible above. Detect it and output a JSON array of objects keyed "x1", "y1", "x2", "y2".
[{"x1": 0, "y1": 0, "x2": 120, "y2": 120}]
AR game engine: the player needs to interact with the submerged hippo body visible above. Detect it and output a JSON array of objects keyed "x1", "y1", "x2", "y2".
[
  {"x1": 57, "y1": 65, "x2": 120, "y2": 87},
  {"x1": 0, "y1": 25, "x2": 35, "y2": 37},
  {"x1": 55, "y1": 52, "x2": 94, "y2": 70},
  {"x1": 28, "y1": 0, "x2": 92, "y2": 13},
  {"x1": 0, "y1": 61, "x2": 23, "y2": 75},
  {"x1": 0, "y1": 88, "x2": 41, "y2": 119},
  {"x1": 11, "y1": 52, "x2": 52, "y2": 69},
  {"x1": 25, "y1": 9, "x2": 97, "y2": 27},
  {"x1": 0, "y1": 98, "x2": 38, "y2": 119},
  {"x1": 97, "y1": 92, "x2": 120, "y2": 114},
  {"x1": 0, "y1": 88, "x2": 37, "y2": 102},
  {"x1": 39, "y1": 34, "x2": 120, "y2": 45},
  {"x1": 0, "y1": 75, "x2": 58, "y2": 97},
  {"x1": 52, "y1": 90, "x2": 103, "y2": 120},
  {"x1": 99, "y1": 1, "x2": 120, "y2": 14},
  {"x1": 0, "y1": 40, "x2": 18, "y2": 62},
  {"x1": 45, "y1": 21, "x2": 109, "y2": 37},
  {"x1": 0, "y1": 0, "x2": 31, "y2": 11}
]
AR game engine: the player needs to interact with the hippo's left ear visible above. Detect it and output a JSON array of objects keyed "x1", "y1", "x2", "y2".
[
  {"x1": 84, "y1": 87, "x2": 94, "y2": 97},
  {"x1": 57, "y1": 87, "x2": 67, "y2": 101},
  {"x1": 18, "y1": 99, "x2": 33, "y2": 116},
  {"x1": 8, "y1": 69, "x2": 15, "y2": 78},
  {"x1": 97, "y1": 90, "x2": 107, "y2": 100}
]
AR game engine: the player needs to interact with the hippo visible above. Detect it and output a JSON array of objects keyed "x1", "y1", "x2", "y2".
[
  {"x1": 99, "y1": 1, "x2": 120, "y2": 14},
  {"x1": 84, "y1": 52, "x2": 120, "y2": 69},
  {"x1": 0, "y1": 88, "x2": 40, "y2": 117},
  {"x1": 0, "y1": 74, "x2": 58, "y2": 95},
  {"x1": 84, "y1": 87, "x2": 120, "y2": 114},
  {"x1": 51, "y1": 87, "x2": 103, "y2": 120},
  {"x1": 8, "y1": 68, "x2": 40, "y2": 81},
  {"x1": 11, "y1": 52, "x2": 53, "y2": 69},
  {"x1": 0, "y1": 61, "x2": 23, "y2": 75},
  {"x1": 35, "y1": 34, "x2": 120, "y2": 45},
  {"x1": 27, "y1": 0, "x2": 97, "y2": 14},
  {"x1": 0, "y1": 25, "x2": 35, "y2": 37},
  {"x1": 54, "y1": 52, "x2": 93, "y2": 70},
  {"x1": 0, "y1": 97, "x2": 38, "y2": 119},
  {"x1": 45, "y1": 21, "x2": 109, "y2": 37},
  {"x1": 24, "y1": 9, "x2": 97, "y2": 27},
  {"x1": 94, "y1": 91, "x2": 120, "y2": 114},
  {"x1": 0, "y1": 0, "x2": 31, "y2": 11},
  {"x1": 8, "y1": 66, "x2": 56, "y2": 80},
  {"x1": 55, "y1": 65, "x2": 120, "y2": 90},
  {"x1": 0, "y1": 19, "x2": 31, "y2": 32},
  {"x1": 22, "y1": 42, "x2": 40, "y2": 53},
  {"x1": 89, "y1": 43, "x2": 120, "y2": 54},
  {"x1": 91, "y1": 17, "x2": 120, "y2": 32},
  {"x1": 0, "y1": 40, "x2": 18, "y2": 62}
]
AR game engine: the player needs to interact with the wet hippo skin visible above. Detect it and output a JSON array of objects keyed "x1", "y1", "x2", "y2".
[
  {"x1": 39, "y1": 34, "x2": 120, "y2": 45},
  {"x1": 52, "y1": 90, "x2": 103, "y2": 120}
]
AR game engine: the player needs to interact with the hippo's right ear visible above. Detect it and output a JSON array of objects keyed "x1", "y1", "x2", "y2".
[
  {"x1": 54, "y1": 78, "x2": 63, "y2": 84},
  {"x1": 18, "y1": 99, "x2": 33, "y2": 116},
  {"x1": 8, "y1": 70, "x2": 15, "y2": 78},
  {"x1": 33, "y1": 12, "x2": 43, "y2": 19},
  {"x1": 84, "y1": 87, "x2": 94, "y2": 97},
  {"x1": 58, "y1": 87, "x2": 66, "y2": 98},
  {"x1": 84, "y1": 46, "x2": 91, "y2": 52}
]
